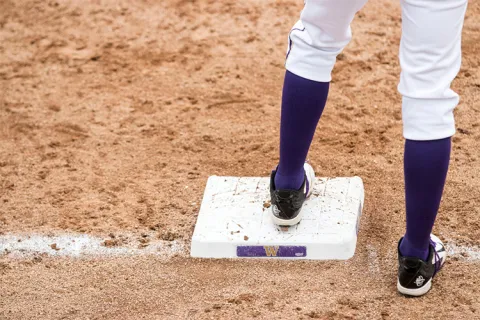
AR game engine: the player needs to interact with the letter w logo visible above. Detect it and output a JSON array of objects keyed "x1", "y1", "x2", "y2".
[{"x1": 264, "y1": 246, "x2": 279, "y2": 257}]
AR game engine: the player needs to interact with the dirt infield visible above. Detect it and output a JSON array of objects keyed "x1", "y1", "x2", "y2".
[{"x1": 1, "y1": 0, "x2": 479, "y2": 319}]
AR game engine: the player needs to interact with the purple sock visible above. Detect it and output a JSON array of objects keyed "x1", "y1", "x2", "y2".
[
  {"x1": 275, "y1": 71, "x2": 329, "y2": 190},
  {"x1": 400, "y1": 137, "x2": 451, "y2": 260}
]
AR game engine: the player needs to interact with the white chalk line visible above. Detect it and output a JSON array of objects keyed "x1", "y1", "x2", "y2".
[
  {"x1": 0, "y1": 233, "x2": 186, "y2": 259},
  {"x1": 446, "y1": 241, "x2": 480, "y2": 262},
  {"x1": 366, "y1": 244, "x2": 381, "y2": 274},
  {"x1": 1, "y1": 234, "x2": 479, "y2": 263}
]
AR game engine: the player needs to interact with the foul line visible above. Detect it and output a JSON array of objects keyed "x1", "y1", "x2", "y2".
[
  {"x1": 0, "y1": 233, "x2": 186, "y2": 259},
  {"x1": 446, "y1": 241, "x2": 480, "y2": 262},
  {"x1": 1, "y1": 234, "x2": 479, "y2": 262}
]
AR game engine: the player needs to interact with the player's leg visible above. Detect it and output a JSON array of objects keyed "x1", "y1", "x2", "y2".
[
  {"x1": 271, "y1": 0, "x2": 368, "y2": 226},
  {"x1": 397, "y1": 0, "x2": 468, "y2": 296}
]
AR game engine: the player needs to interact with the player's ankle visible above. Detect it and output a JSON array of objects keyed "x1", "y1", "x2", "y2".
[
  {"x1": 274, "y1": 168, "x2": 304, "y2": 190},
  {"x1": 399, "y1": 237, "x2": 429, "y2": 261}
]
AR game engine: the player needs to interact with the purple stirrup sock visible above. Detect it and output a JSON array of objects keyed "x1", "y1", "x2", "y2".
[
  {"x1": 275, "y1": 70, "x2": 329, "y2": 190},
  {"x1": 400, "y1": 137, "x2": 451, "y2": 261}
]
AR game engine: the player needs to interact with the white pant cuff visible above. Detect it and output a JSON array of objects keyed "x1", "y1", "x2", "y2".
[
  {"x1": 402, "y1": 96, "x2": 458, "y2": 141},
  {"x1": 285, "y1": 61, "x2": 333, "y2": 83}
]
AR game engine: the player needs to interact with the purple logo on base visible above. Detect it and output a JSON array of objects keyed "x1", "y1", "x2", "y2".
[{"x1": 237, "y1": 245, "x2": 306, "y2": 258}]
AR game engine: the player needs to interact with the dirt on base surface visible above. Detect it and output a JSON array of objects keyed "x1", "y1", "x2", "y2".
[{"x1": 1, "y1": 0, "x2": 479, "y2": 319}]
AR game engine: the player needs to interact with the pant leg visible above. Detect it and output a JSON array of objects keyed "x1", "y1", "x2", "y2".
[
  {"x1": 285, "y1": 0, "x2": 369, "y2": 82},
  {"x1": 399, "y1": 0, "x2": 468, "y2": 141}
]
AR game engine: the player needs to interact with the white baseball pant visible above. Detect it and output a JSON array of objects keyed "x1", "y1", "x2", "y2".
[{"x1": 285, "y1": 0, "x2": 468, "y2": 140}]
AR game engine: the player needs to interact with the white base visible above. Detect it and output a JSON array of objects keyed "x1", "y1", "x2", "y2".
[{"x1": 191, "y1": 176, "x2": 364, "y2": 260}]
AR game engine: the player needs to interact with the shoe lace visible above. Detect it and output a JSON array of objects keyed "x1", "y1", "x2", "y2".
[{"x1": 430, "y1": 239, "x2": 442, "y2": 275}]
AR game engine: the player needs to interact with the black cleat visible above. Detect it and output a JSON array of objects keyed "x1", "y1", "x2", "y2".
[
  {"x1": 269, "y1": 163, "x2": 315, "y2": 226},
  {"x1": 397, "y1": 234, "x2": 446, "y2": 296}
]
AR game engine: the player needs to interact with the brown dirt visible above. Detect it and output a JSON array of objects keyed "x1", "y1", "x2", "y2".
[{"x1": 1, "y1": 0, "x2": 479, "y2": 319}]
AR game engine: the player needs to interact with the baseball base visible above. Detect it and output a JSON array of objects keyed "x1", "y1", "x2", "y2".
[{"x1": 191, "y1": 176, "x2": 364, "y2": 260}]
